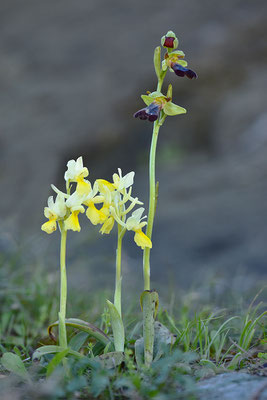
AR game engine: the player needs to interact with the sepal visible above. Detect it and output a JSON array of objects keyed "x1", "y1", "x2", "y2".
[{"x1": 163, "y1": 102, "x2": 187, "y2": 116}]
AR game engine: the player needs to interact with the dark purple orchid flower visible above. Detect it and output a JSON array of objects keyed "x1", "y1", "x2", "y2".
[
  {"x1": 171, "y1": 63, "x2": 197, "y2": 79},
  {"x1": 134, "y1": 102, "x2": 161, "y2": 122}
]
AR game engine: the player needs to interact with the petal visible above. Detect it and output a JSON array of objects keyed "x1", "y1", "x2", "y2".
[
  {"x1": 126, "y1": 207, "x2": 145, "y2": 230},
  {"x1": 86, "y1": 204, "x2": 107, "y2": 225},
  {"x1": 170, "y1": 50, "x2": 185, "y2": 57},
  {"x1": 99, "y1": 216, "x2": 115, "y2": 234},
  {"x1": 76, "y1": 178, "x2": 92, "y2": 196},
  {"x1": 100, "y1": 205, "x2": 110, "y2": 217},
  {"x1": 96, "y1": 179, "x2": 115, "y2": 192},
  {"x1": 134, "y1": 101, "x2": 161, "y2": 122},
  {"x1": 134, "y1": 107, "x2": 149, "y2": 120},
  {"x1": 47, "y1": 196, "x2": 54, "y2": 209},
  {"x1": 147, "y1": 103, "x2": 161, "y2": 122},
  {"x1": 131, "y1": 207, "x2": 145, "y2": 221},
  {"x1": 41, "y1": 219, "x2": 57, "y2": 234},
  {"x1": 64, "y1": 211, "x2": 81, "y2": 232},
  {"x1": 177, "y1": 60, "x2": 188, "y2": 67},
  {"x1": 118, "y1": 171, "x2": 135, "y2": 190},
  {"x1": 171, "y1": 63, "x2": 197, "y2": 79},
  {"x1": 141, "y1": 95, "x2": 154, "y2": 106},
  {"x1": 44, "y1": 206, "x2": 54, "y2": 219},
  {"x1": 162, "y1": 59, "x2": 168, "y2": 71},
  {"x1": 163, "y1": 102, "x2": 187, "y2": 116},
  {"x1": 134, "y1": 230, "x2": 152, "y2": 249},
  {"x1": 54, "y1": 194, "x2": 67, "y2": 217},
  {"x1": 163, "y1": 37, "x2": 175, "y2": 48}
]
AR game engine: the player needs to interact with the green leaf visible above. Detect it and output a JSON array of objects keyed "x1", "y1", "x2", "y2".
[
  {"x1": 258, "y1": 352, "x2": 267, "y2": 359},
  {"x1": 95, "y1": 351, "x2": 124, "y2": 369},
  {"x1": 134, "y1": 337, "x2": 144, "y2": 368},
  {"x1": 69, "y1": 331, "x2": 89, "y2": 352},
  {"x1": 140, "y1": 290, "x2": 159, "y2": 318},
  {"x1": 1, "y1": 352, "x2": 30, "y2": 381},
  {"x1": 154, "y1": 46, "x2": 161, "y2": 79},
  {"x1": 141, "y1": 290, "x2": 159, "y2": 366},
  {"x1": 32, "y1": 345, "x2": 83, "y2": 360},
  {"x1": 92, "y1": 341, "x2": 107, "y2": 357},
  {"x1": 106, "y1": 300, "x2": 125, "y2": 352},
  {"x1": 103, "y1": 341, "x2": 112, "y2": 354},
  {"x1": 48, "y1": 318, "x2": 110, "y2": 347},
  {"x1": 199, "y1": 359, "x2": 217, "y2": 370},
  {"x1": 163, "y1": 102, "x2": 187, "y2": 116},
  {"x1": 46, "y1": 348, "x2": 69, "y2": 377},
  {"x1": 153, "y1": 321, "x2": 176, "y2": 361}
]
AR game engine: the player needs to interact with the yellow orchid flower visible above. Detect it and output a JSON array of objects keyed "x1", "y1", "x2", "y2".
[
  {"x1": 111, "y1": 206, "x2": 152, "y2": 250},
  {"x1": 82, "y1": 182, "x2": 106, "y2": 225},
  {"x1": 97, "y1": 169, "x2": 134, "y2": 193},
  {"x1": 64, "y1": 156, "x2": 91, "y2": 195},
  {"x1": 64, "y1": 192, "x2": 85, "y2": 232},
  {"x1": 64, "y1": 208, "x2": 84, "y2": 232},
  {"x1": 126, "y1": 208, "x2": 152, "y2": 249},
  {"x1": 41, "y1": 194, "x2": 66, "y2": 234}
]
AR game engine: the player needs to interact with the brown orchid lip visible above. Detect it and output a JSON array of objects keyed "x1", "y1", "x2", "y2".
[
  {"x1": 134, "y1": 102, "x2": 161, "y2": 122},
  {"x1": 171, "y1": 62, "x2": 198, "y2": 79},
  {"x1": 164, "y1": 37, "x2": 175, "y2": 48}
]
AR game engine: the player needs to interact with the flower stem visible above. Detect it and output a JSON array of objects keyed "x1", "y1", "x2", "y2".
[
  {"x1": 59, "y1": 223, "x2": 68, "y2": 348},
  {"x1": 114, "y1": 225, "x2": 125, "y2": 317},
  {"x1": 143, "y1": 121, "x2": 160, "y2": 290},
  {"x1": 142, "y1": 71, "x2": 166, "y2": 291},
  {"x1": 142, "y1": 68, "x2": 166, "y2": 366}
]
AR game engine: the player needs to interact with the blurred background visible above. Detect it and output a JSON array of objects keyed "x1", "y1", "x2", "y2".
[{"x1": 1, "y1": 0, "x2": 267, "y2": 299}]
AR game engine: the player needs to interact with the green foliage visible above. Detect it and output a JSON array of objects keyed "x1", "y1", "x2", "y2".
[
  {"x1": 1, "y1": 253, "x2": 266, "y2": 399},
  {"x1": 106, "y1": 300, "x2": 125, "y2": 352},
  {"x1": 1, "y1": 352, "x2": 30, "y2": 381}
]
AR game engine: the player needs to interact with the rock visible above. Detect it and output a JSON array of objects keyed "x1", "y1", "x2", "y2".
[{"x1": 197, "y1": 372, "x2": 267, "y2": 400}]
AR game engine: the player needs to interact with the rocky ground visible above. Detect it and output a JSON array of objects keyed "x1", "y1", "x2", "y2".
[{"x1": 197, "y1": 373, "x2": 267, "y2": 400}]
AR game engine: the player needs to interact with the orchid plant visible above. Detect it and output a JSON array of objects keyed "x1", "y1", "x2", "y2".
[
  {"x1": 134, "y1": 30, "x2": 197, "y2": 365},
  {"x1": 40, "y1": 30, "x2": 196, "y2": 369},
  {"x1": 41, "y1": 157, "x2": 151, "y2": 355}
]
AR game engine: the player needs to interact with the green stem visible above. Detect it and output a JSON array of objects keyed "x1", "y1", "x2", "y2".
[
  {"x1": 114, "y1": 225, "x2": 125, "y2": 317},
  {"x1": 143, "y1": 121, "x2": 160, "y2": 290},
  {"x1": 59, "y1": 224, "x2": 68, "y2": 348},
  {"x1": 142, "y1": 68, "x2": 167, "y2": 366},
  {"x1": 142, "y1": 71, "x2": 166, "y2": 291}
]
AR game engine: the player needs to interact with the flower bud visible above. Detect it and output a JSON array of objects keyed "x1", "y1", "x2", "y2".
[{"x1": 161, "y1": 31, "x2": 178, "y2": 49}]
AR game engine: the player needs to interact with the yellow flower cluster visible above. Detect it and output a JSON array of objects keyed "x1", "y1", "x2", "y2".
[{"x1": 41, "y1": 157, "x2": 152, "y2": 250}]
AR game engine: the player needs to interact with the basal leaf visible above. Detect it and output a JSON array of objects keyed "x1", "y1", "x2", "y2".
[
  {"x1": 106, "y1": 300, "x2": 125, "y2": 352},
  {"x1": 48, "y1": 318, "x2": 110, "y2": 347},
  {"x1": 46, "y1": 348, "x2": 69, "y2": 377},
  {"x1": 1, "y1": 352, "x2": 30, "y2": 381}
]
